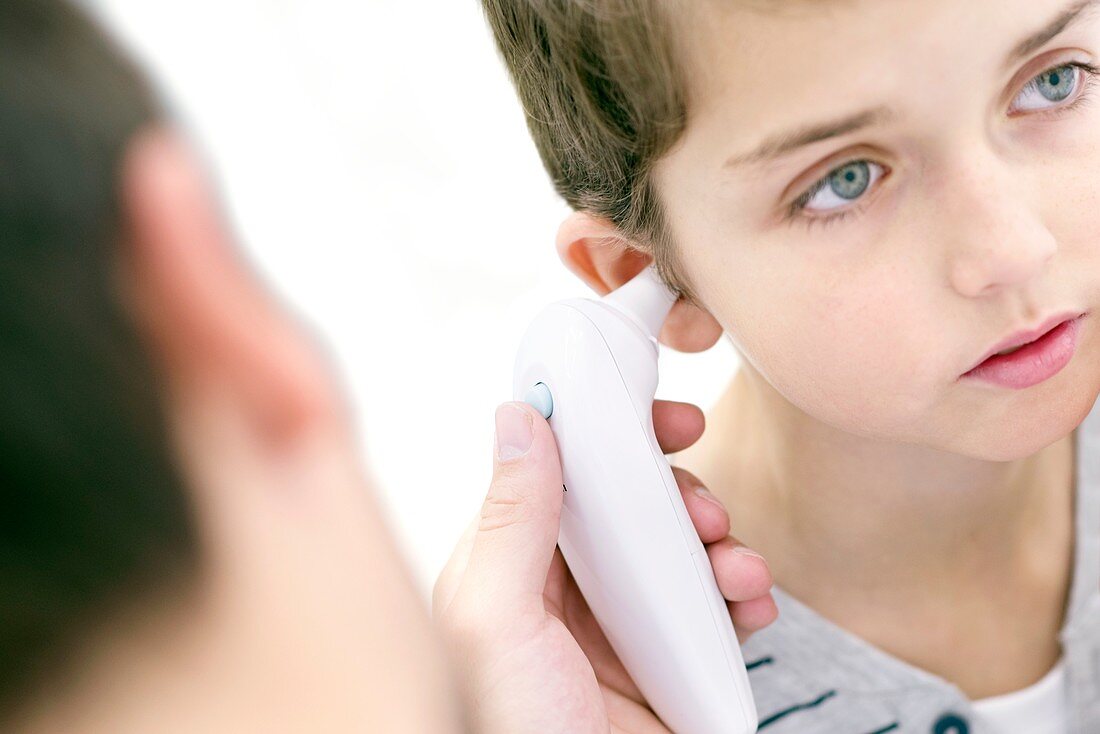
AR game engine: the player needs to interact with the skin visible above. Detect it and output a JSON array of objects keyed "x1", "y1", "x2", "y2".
[{"x1": 557, "y1": 0, "x2": 1100, "y2": 700}]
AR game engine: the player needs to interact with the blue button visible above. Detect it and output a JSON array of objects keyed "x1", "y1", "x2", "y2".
[
  {"x1": 932, "y1": 712, "x2": 969, "y2": 734},
  {"x1": 523, "y1": 382, "x2": 553, "y2": 419}
]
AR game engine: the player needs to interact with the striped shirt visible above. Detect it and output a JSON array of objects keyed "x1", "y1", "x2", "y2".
[{"x1": 735, "y1": 396, "x2": 1100, "y2": 734}]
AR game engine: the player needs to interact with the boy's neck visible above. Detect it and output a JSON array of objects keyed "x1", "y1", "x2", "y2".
[{"x1": 674, "y1": 364, "x2": 1077, "y2": 697}]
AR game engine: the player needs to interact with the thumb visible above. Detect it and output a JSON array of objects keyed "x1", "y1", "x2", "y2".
[{"x1": 459, "y1": 401, "x2": 564, "y2": 616}]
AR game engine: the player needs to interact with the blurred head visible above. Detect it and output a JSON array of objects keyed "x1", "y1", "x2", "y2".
[
  {"x1": 1, "y1": 3, "x2": 459, "y2": 732},
  {"x1": 480, "y1": 0, "x2": 1100, "y2": 460}
]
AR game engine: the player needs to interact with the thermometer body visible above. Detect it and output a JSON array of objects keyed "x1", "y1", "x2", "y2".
[{"x1": 512, "y1": 267, "x2": 757, "y2": 734}]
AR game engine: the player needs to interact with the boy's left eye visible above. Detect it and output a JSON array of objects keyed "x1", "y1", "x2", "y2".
[{"x1": 1010, "y1": 62, "x2": 1090, "y2": 113}]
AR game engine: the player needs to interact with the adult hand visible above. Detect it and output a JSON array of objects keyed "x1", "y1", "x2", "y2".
[{"x1": 432, "y1": 400, "x2": 777, "y2": 734}]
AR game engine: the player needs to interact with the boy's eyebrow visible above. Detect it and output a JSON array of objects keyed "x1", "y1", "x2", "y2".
[
  {"x1": 722, "y1": 106, "x2": 895, "y2": 169},
  {"x1": 724, "y1": 0, "x2": 1100, "y2": 170},
  {"x1": 1004, "y1": 0, "x2": 1100, "y2": 69}
]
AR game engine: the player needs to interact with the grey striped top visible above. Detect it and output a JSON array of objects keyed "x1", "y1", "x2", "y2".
[{"x1": 736, "y1": 395, "x2": 1100, "y2": 734}]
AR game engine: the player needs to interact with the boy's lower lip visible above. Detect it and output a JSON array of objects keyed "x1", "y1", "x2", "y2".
[{"x1": 960, "y1": 314, "x2": 1084, "y2": 389}]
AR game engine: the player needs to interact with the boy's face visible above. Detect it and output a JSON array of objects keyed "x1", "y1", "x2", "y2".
[{"x1": 653, "y1": 0, "x2": 1100, "y2": 457}]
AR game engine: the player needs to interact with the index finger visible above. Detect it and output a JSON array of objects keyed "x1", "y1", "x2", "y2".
[
  {"x1": 432, "y1": 512, "x2": 480, "y2": 620},
  {"x1": 653, "y1": 399, "x2": 705, "y2": 454}
]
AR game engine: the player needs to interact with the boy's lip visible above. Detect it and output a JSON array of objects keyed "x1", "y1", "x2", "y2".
[{"x1": 963, "y1": 309, "x2": 1087, "y2": 375}]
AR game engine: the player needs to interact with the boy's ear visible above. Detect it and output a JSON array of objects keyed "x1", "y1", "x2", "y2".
[
  {"x1": 554, "y1": 210, "x2": 650, "y2": 296},
  {"x1": 555, "y1": 210, "x2": 724, "y2": 353}
]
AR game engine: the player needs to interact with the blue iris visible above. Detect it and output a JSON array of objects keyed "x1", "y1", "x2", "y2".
[
  {"x1": 1038, "y1": 65, "x2": 1075, "y2": 101},
  {"x1": 828, "y1": 161, "x2": 870, "y2": 200}
]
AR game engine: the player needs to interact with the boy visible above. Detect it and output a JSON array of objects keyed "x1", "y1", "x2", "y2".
[{"x1": 469, "y1": 0, "x2": 1100, "y2": 730}]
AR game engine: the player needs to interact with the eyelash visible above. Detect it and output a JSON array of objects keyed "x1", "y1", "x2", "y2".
[{"x1": 784, "y1": 59, "x2": 1100, "y2": 231}]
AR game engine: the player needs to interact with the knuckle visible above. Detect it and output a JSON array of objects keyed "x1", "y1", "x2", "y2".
[
  {"x1": 671, "y1": 465, "x2": 702, "y2": 489},
  {"x1": 725, "y1": 537, "x2": 768, "y2": 565},
  {"x1": 668, "y1": 468, "x2": 704, "y2": 490},
  {"x1": 708, "y1": 536, "x2": 735, "y2": 563},
  {"x1": 478, "y1": 479, "x2": 536, "y2": 532}
]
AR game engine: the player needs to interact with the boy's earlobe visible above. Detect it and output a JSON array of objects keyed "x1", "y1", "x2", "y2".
[{"x1": 657, "y1": 298, "x2": 725, "y2": 354}]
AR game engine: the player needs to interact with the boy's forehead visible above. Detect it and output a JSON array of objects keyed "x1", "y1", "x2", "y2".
[{"x1": 677, "y1": 0, "x2": 1095, "y2": 171}]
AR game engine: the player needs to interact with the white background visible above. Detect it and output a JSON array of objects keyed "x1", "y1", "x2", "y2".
[{"x1": 81, "y1": 0, "x2": 740, "y2": 599}]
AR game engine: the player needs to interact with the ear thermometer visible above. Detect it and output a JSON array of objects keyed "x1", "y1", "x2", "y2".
[{"x1": 512, "y1": 265, "x2": 757, "y2": 733}]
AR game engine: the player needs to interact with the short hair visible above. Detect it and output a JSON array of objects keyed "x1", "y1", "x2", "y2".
[
  {"x1": 0, "y1": 0, "x2": 196, "y2": 712},
  {"x1": 478, "y1": 0, "x2": 700, "y2": 304}
]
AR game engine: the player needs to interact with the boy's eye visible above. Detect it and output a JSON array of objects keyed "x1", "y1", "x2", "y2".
[
  {"x1": 788, "y1": 60, "x2": 1100, "y2": 226},
  {"x1": 1011, "y1": 63, "x2": 1086, "y2": 113},
  {"x1": 793, "y1": 159, "x2": 886, "y2": 215}
]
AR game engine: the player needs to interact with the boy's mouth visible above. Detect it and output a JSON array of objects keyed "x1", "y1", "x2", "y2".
[
  {"x1": 960, "y1": 310, "x2": 1087, "y2": 388},
  {"x1": 965, "y1": 310, "x2": 1084, "y2": 373}
]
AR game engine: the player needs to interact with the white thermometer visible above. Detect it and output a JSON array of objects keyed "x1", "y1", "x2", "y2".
[{"x1": 512, "y1": 265, "x2": 757, "y2": 733}]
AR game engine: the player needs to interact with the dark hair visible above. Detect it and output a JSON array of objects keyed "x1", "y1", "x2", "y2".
[
  {"x1": 478, "y1": 0, "x2": 700, "y2": 304},
  {"x1": 0, "y1": 0, "x2": 196, "y2": 711}
]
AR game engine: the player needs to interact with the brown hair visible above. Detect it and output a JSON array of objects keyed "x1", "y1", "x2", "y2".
[{"x1": 479, "y1": 0, "x2": 702, "y2": 305}]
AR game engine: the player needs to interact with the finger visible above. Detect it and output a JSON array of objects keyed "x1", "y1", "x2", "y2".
[
  {"x1": 431, "y1": 512, "x2": 480, "y2": 620},
  {"x1": 672, "y1": 467, "x2": 729, "y2": 544},
  {"x1": 706, "y1": 536, "x2": 773, "y2": 602},
  {"x1": 731, "y1": 595, "x2": 779, "y2": 645},
  {"x1": 540, "y1": 546, "x2": 571, "y2": 620},
  {"x1": 457, "y1": 402, "x2": 564, "y2": 616},
  {"x1": 653, "y1": 399, "x2": 704, "y2": 454}
]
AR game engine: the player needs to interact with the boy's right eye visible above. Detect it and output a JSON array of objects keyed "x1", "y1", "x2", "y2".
[{"x1": 786, "y1": 158, "x2": 888, "y2": 227}]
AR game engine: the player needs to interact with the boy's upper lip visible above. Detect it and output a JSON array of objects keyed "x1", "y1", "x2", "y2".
[{"x1": 963, "y1": 309, "x2": 1086, "y2": 375}]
